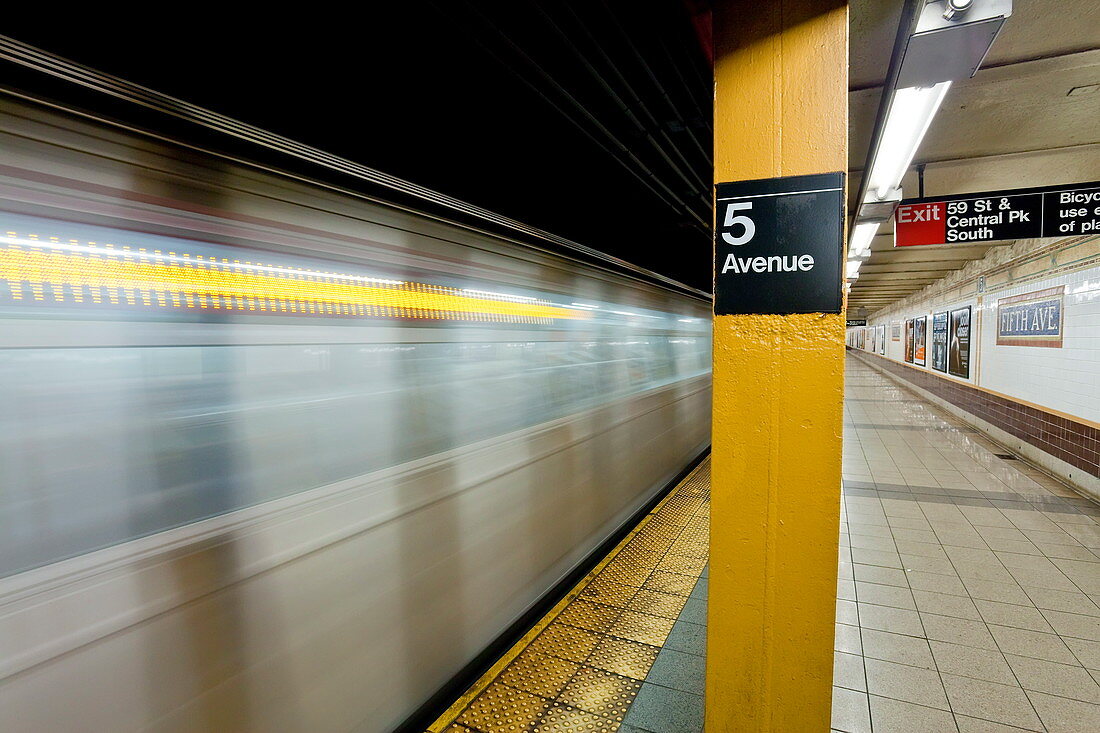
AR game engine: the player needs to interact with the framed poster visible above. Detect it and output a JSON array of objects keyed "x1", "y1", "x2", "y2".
[
  {"x1": 878, "y1": 324, "x2": 886, "y2": 354},
  {"x1": 904, "y1": 319, "x2": 914, "y2": 362},
  {"x1": 949, "y1": 306, "x2": 971, "y2": 378},
  {"x1": 891, "y1": 322, "x2": 901, "y2": 342},
  {"x1": 931, "y1": 312, "x2": 948, "y2": 372},
  {"x1": 913, "y1": 316, "x2": 927, "y2": 366},
  {"x1": 870, "y1": 326, "x2": 877, "y2": 353},
  {"x1": 996, "y1": 286, "x2": 1063, "y2": 347}
]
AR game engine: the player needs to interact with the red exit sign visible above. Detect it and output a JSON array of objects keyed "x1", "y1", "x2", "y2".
[
  {"x1": 893, "y1": 182, "x2": 1100, "y2": 247},
  {"x1": 894, "y1": 202, "x2": 946, "y2": 246}
]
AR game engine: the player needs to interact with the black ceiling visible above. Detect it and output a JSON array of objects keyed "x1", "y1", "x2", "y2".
[{"x1": 3, "y1": 1, "x2": 714, "y2": 290}]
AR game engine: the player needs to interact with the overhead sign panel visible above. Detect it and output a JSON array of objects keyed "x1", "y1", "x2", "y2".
[
  {"x1": 714, "y1": 172, "x2": 844, "y2": 315},
  {"x1": 894, "y1": 181, "x2": 1100, "y2": 247}
]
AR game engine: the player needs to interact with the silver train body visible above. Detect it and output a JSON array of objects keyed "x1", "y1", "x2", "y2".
[{"x1": 0, "y1": 97, "x2": 711, "y2": 732}]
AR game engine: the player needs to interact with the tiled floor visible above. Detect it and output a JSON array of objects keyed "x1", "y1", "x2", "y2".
[
  {"x1": 429, "y1": 354, "x2": 1099, "y2": 732},
  {"x1": 427, "y1": 461, "x2": 710, "y2": 733},
  {"x1": 619, "y1": 571, "x2": 706, "y2": 732},
  {"x1": 836, "y1": 356, "x2": 1100, "y2": 733}
]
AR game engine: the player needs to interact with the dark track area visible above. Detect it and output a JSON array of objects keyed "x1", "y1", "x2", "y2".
[{"x1": 3, "y1": 2, "x2": 714, "y2": 291}]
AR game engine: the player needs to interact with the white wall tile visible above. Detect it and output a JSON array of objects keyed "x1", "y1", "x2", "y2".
[{"x1": 848, "y1": 237, "x2": 1100, "y2": 424}]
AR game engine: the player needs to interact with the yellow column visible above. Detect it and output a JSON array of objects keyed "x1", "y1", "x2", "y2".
[{"x1": 706, "y1": 2, "x2": 848, "y2": 732}]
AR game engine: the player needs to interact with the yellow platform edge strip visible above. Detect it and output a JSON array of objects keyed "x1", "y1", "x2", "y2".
[{"x1": 425, "y1": 456, "x2": 710, "y2": 732}]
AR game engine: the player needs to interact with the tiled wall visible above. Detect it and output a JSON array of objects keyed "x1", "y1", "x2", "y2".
[
  {"x1": 850, "y1": 349, "x2": 1099, "y2": 482},
  {"x1": 981, "y1": 268, "x2": 1100, "y2": 421},
  {"x1": 845, "y1": 235, "x2": 1100, "y2": 490}
]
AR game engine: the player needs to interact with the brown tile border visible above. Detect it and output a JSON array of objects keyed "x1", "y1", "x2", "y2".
[{"x1": 847, "y1": 348, "x2": 1099, "y2": 479}]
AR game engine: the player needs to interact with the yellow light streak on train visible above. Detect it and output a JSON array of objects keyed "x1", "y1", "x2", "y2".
[{"x1": 0, "y1": 234, "x2": 591, "y2": 323}]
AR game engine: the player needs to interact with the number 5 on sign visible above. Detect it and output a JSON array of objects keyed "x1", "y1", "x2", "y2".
[{"x1": 722, "y1": 201, "x2": 755, "y2": 245}]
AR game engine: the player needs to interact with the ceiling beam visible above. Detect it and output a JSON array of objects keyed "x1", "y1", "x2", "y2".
[
  {"x1": 859, "y1": 266, "x2": 956, "y2": 273},
  {"x1": 848, "y1": 47, "x2": 1100, "y2": 94}
]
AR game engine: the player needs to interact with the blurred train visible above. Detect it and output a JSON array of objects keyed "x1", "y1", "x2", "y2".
[{"x1": 0, "y1": 95, "x2": 711, "y2": 731}]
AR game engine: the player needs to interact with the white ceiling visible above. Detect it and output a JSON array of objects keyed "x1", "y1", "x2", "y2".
[{"x1": 846, "y1": 0, "x2": 1100, "y2": 313}]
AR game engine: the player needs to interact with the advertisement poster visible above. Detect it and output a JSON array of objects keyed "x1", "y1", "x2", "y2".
[
  {"x1": 996, "y1": 286, "x2": 1063, "y2": 347},
  {"x1": 858, "y1": 328, "x2": 865, "y2": 350},
  {"x1": 904, "y1": 320, "x2": 914, "y2": 362},
  {"x1": 891, "y1": 322, "x2": 901, "y2": 342},
  {"x1": 931, "y1": 312, "x2": 948, "y2": 372},
  {"x1": 913, "y1": 316, "x2": 927, "y2": 366},
  {"x1": 949, "y1": 306, "x2": 971, "y2": 378},
  {"x1": 870, "y1": 326, "x2": 877, "y2": 353},
  {"x1": 878, "y1": 324, "x2": 886, "y2": 354}
]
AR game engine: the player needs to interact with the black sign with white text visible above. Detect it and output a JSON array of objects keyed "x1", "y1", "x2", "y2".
[
  {"x1": 895, "y1": 181, "x2": 1100, "y2": 247},
  {"x1": 846, "y1": 319, "x2": 867, "y2": 327},
  {"x1": 714, "y1": 172, "x2": 844, "y2": 315}
]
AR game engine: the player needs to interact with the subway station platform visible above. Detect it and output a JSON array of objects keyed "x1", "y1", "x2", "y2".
[
  {"x1": 4, "y1": 4, "x2": 1099, "y2": 731},
  {"x1": 427, "y1": 462, "x2": 711, "y2": 733},
  {"x1": 835, "y1": 357, "x2": 1100, "y2": 733},
  {"x1": 426, "y1": 355, "x2": 1100, "y2": 733}
]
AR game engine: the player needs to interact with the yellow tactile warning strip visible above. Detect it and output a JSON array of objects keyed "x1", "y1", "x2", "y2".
[{"x1": 427, "y1": 458, "x2": 711, "y2": 733}]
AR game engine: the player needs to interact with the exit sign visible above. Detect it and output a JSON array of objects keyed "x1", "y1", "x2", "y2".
[
  {"x1": 895, "y1": 202, "x2": 948, "y2": 246},
  {"x1": 894, "y1": 181, "x2": 1100, "y2": 246}
]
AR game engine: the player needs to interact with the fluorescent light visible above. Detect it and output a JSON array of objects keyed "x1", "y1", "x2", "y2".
[
  {"x1": 846, "y1": 260, "x2": 862, "y2": 279},
  {"x1": 866, "y1": 81, "x2": 951, "y2": 200},
  {"x1": 848, "y1": 221, "x2": 881, "y2": 258}
]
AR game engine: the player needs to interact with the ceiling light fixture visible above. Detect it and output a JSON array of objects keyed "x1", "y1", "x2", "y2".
[
  {"x1": 865, "y1": 82, "x2": 952, "y2": 202},
  {"x1": 849, "y1": 0, "x2": 1011, "y2": 257},
  {"x1": 848, "y1": 221, "x2": 882, "y2": 259},
  {"x1": 943, "y1": 0, "x2": 974, "y2": 20}
]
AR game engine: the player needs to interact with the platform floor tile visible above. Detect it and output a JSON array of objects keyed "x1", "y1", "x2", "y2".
[
  {"x1": 427, "y1": 461, "x2": 710, "y2": 733},
  {"x1": 835, "y1": 355, "x2": 1100, "y2": 733},
  {"x1": 433, "y1": 353, "x2": 1100, "y2": 732}
]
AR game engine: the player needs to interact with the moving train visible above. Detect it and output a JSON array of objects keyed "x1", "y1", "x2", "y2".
[{"x1": 0, "y1": 95, "x2": 711, "y2": 731}]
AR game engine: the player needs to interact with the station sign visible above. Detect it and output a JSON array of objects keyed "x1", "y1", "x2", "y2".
[
  {"x1": 714, "y1": 172, "x2": 844, "y2": 315},
  {"x1": 846, "y1": 318, "x2": 867, "y2": 327},
  {"x1": 996, "y1": 286, "x2": 1063, "y2": 348},
  {"x1": 894, "y1": 181, "x2": 1100, "y2": 247}
]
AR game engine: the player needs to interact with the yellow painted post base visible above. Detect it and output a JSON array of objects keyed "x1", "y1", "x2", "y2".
[{"x1": 707, "y1": 313, "x2": 844, "y2": 731}]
